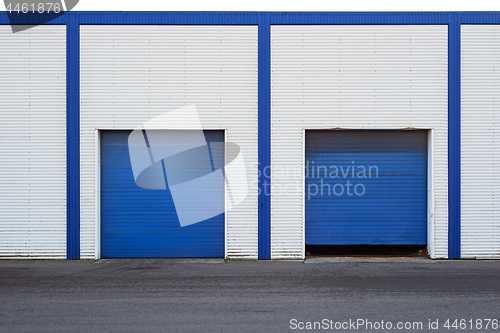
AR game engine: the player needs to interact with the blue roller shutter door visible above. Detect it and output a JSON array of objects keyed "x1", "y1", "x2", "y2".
[
  {"x1": 100, "y1": 130, "x2": 225, "y2": 258},
  {"x1": 305, "y1": 130, "x2": 427, "y2": 245}
]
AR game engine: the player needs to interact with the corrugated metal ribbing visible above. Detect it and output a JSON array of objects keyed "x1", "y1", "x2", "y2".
[
  {"x1": 305, "y1": 130, "x2": 428, "y2": 245},
  {"x1": 80, "y1": 26, "x2": 258, "y2": 259},
  {"x1": 461, "y1": 25, "x2": 500, "y2": 259},
  {"x1": 271, "y1": 25, "x2": 449, "y2": 259},
  {"x1": 100, "y1": 130, "x2": 225, "y2": 258},
  {"x1": 0, "y1": 26, "x2": 67, "y2": 258}
]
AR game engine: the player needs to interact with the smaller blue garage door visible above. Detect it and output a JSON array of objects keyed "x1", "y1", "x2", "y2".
[
  {"x1": 305, "y1": 130, "x2": 428, "y2": 245},
  {"x1": 100, "y1": 130, "x2": 225, "y2": 258}
]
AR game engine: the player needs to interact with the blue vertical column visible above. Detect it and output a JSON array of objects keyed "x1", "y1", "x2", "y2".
[
  {"x1": 448, "y1": 16, "x2": 461, "y2": 259},
  {"x1": 258, "y1": 15, "x2": 271, "y2": 259},
  {"x1": 66, "y1": 15, "x2": 80, "y2": 259}
]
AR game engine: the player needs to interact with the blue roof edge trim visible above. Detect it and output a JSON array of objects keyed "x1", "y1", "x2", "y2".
[{"x1": 2, "y1": 12, "x2": 500, "y2": 25}]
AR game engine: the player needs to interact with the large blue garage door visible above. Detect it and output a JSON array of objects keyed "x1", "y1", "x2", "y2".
[
  {"x1": 305, "y1": 130, "x2": 427, "y2": 245},
  {"x1": 100, "y1": 130, "x2": 225, "y2": 258}
]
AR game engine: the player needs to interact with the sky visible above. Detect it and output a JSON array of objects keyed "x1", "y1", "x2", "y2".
[{"x1": 4, "y1": 0, "x2": 500, "y2": 12}]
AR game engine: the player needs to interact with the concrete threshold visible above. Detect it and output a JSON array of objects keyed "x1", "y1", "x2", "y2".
[
  {"x1": 93, "y1": 258, "x2": 226, "y2": 264},
  {"x1": 305, "y1": 257, "x2": 434, "y2": 263}
]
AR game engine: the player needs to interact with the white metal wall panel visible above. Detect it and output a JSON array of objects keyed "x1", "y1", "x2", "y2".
[
  {"x1": 80, "y1": 26, "x2": 258, "y2": 259},
  {"x1": 461, "y1": 25, "x2": 500, "y2": 259},
  {"x1": 271, "y1": 25, "x2": 449, "y2": 259},
  {"x1": 0, "y1": 26, "x2": 67, "y2": 258}
]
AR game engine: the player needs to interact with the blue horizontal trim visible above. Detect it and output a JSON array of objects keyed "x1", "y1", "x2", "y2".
[
  {"x1": 75, "y1": 12, "x2": 260, "y2": 25},
  {"x1": 2, "y1": 12, "x2": 500, "y2": 25},
  {"x1": 0, "y1": 12, "x2": 67, "y2": 24},
  {"x1": 460, "y1": 13, "x2": 500, "y2": 23},
  {"x1": 0, "y1": 11, "x2": 261, "y2": 24},
  {"x1": 270, "y1": 13, "x2": 451, "y2": 24}
]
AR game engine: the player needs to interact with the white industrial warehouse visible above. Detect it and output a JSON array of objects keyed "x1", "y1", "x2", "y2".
[{"x1": 0, "y1": 12, "x2": 499, "y2": 260}]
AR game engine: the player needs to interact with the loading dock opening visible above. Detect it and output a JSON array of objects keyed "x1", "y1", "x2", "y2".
[{"x1": 305, "y1": 245, "x2": 428, "y2": 257}]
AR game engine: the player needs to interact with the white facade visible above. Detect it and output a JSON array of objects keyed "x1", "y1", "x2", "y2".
[
  {"x1": 79, "y1": 25, "x2": 259, "y2": 259},
  {"x1": 0, "y1": 25, "x2": 67, "y2": 258},
  {"x1": 0, "y1": 20, "x2": 499, "y2": 259},
  {"x1": 461, "y1": 25, "x2": 500, "y2": 259},
  {"x1": 270, "y1": 25, "x2": 449, "y2": 259}
]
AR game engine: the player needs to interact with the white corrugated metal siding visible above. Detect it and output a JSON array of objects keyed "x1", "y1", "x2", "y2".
[
  {"x1": 271, "y1": 25, "x2": 449, "y2": 259},
  {"x1": 80, "y1": 26, "x2": 258, "y2": 259},
  {"x1": 461, "y1": 25, "x2": 500, "y2": 259},
  {"x1": 0, "y1": 26, "x2": 67, "y2": 258}
]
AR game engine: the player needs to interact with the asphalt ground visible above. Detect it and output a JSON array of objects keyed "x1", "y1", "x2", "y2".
[{"x1": 0, "y1": 259, "x2": 499, "y2": 332}]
